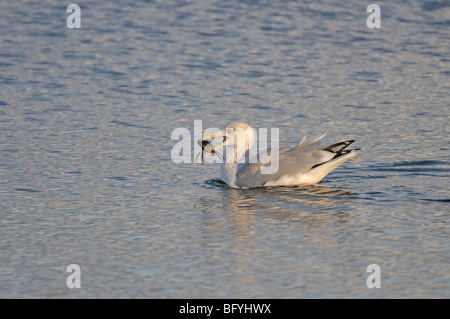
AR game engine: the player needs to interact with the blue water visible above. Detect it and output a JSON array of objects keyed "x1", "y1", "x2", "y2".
[{"x1": 0, "y1": 0, "x2": 449, "y2": 298}]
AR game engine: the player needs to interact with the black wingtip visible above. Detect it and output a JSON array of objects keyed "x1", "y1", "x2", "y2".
[{"x1": 322, "y1": 140, "x2": 355, "y2": 153}]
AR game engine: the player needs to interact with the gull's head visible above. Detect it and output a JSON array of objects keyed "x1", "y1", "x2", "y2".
[{"x1": 201, "y1": 122, "x2": 255, "y2": 162}]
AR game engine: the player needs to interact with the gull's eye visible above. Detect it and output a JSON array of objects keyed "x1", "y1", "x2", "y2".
[{"x1": 222, "y1": 136, "x2": 227, "y2": 143}]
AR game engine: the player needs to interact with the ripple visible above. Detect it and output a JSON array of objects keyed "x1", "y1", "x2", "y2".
[
  {"x1": 204, "y1": 178, "x2": 227, "y2": 188},
  {"x1": 15, "y1": 188, "x2": 41, "y2": 193},
  {"x1": 420, "y1": 198, "x2": 450, "y2": 203}
]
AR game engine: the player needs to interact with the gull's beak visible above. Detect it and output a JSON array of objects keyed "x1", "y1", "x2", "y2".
[
  {"x1": 200, "y1": 130, "x2": 226, "y2": 153},
  {"x1": 211, "y1": 142, "x2": 225, "y2": 153}
]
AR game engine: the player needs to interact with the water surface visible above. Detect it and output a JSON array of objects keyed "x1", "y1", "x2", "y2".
[{"x1": 0, "y1": 0, "x2": 449, "y2": 298}]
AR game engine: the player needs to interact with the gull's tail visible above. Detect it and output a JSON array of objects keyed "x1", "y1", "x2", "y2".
[{"x1": 305, "y1": 140, "x2": 360, "y2": 183}]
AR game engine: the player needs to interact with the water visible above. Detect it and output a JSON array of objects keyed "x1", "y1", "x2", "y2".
[{"x1": 0, "y1": 0, "x2": 449, "y2": 298}]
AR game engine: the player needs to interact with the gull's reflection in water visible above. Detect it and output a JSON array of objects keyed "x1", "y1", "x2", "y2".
[
  {"x1": 199, "y1": 178, "x2": 356, "y2": 218},
  {"x1": 196, "y1": 178, "x2": 357, "y2": 245},
  {"x1": 195, "y1": 180, "x2": 358, "y2": 291}
]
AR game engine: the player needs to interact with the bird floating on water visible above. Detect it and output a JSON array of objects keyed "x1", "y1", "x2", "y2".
[{"x1": 200, "y1": 122, "x2": 359, "y2": 189}]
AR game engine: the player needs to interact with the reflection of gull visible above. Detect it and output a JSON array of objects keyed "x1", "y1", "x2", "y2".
[
  {"x1": 202, "y1": 180, "x2": 356, "y2": 211},
  {"x1": 201, "y1": 122, "x2": 359, "y2": 189},
  {"x1": 196, "y1": 183, "x2": 356, "y2": 234}
]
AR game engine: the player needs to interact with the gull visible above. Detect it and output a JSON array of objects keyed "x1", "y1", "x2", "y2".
[{"x1": 200, "y1": 122, "x2": 359, "y2": 189}]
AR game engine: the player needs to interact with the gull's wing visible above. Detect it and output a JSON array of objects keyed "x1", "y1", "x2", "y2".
[{"x1": 234, "y1": 135, "x2": 357, "y2": 188}]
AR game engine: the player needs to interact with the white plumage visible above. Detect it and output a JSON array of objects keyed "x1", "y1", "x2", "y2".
[{"x1": 201, "y1": 122, "x2": 359, "y2": 189}]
